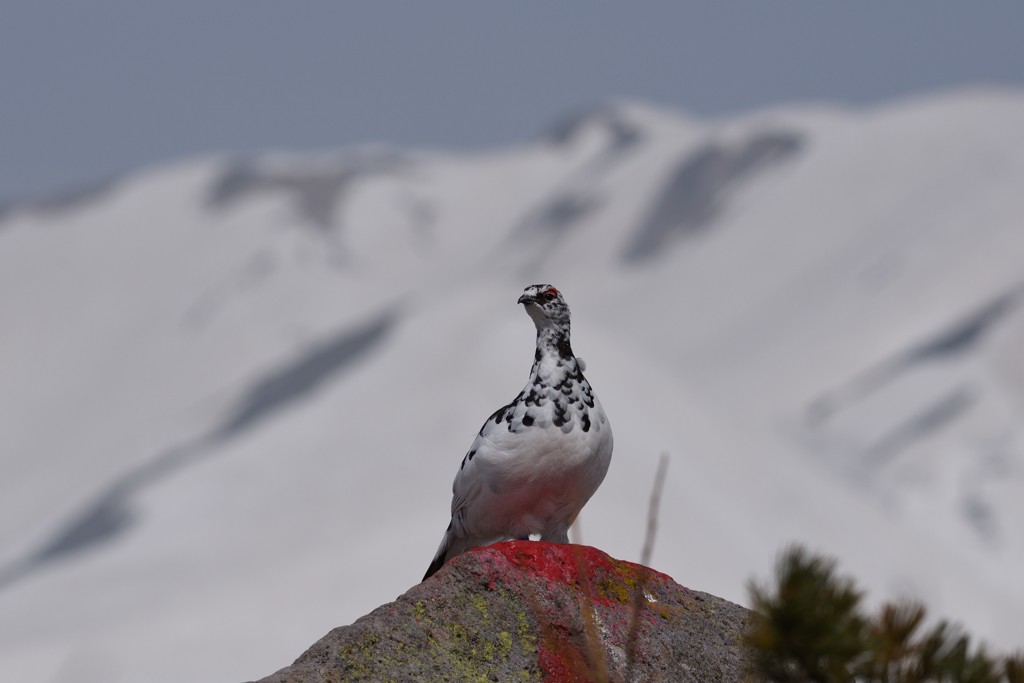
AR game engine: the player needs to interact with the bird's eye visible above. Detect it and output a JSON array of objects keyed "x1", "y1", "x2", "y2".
[{"x1": 543, "y1": 287, "x2": 559, "y2": 299}]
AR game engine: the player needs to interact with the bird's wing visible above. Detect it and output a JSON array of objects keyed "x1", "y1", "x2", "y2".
[{"x1": 449, "y1": 402, "x2": 523, "y2": 519}]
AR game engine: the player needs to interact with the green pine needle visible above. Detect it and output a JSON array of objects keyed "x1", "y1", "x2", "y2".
[{"x1": 745, "y1": 544, "x2": 1019, "y2": 683}]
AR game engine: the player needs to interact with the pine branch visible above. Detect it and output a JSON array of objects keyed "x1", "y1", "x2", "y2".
[{"x1": 745, "y1": 545, "x2": 1021, "y2": 683}]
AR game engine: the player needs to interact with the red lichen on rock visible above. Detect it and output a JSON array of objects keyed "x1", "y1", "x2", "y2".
[
  {"x1": 465, "y1": 541, "x2": 680, "y2": 682},
  {"x1": 474, "y1": 540, "x2": 675, "y2": 589},
  {"x1": 537, "y1": 640, "x2": 594, "y2": 683}
]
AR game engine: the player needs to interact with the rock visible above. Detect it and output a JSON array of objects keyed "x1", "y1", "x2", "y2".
[{"x1": 254, "y1": 541, "x2": 758, "y2": 682}]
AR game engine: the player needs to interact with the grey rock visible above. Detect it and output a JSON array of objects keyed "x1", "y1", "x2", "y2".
[{"x1": 253, "y1": 541, "x2": 759, "y2": 682}]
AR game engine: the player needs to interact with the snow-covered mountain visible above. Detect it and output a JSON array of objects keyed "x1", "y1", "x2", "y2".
[{"x1": 3, "y1": 87, "x2": 1024, "y2": 682}]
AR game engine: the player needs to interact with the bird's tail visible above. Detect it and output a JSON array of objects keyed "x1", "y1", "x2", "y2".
[
  {"x1": 422, "y1": 523, "x2": 452, "y2": 581},
  {"x1": 422, "y1": 549, "x2": 446, "y2": 581}
]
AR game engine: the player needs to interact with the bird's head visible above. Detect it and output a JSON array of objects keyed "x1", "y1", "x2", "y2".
[{"x1": 518, "y1": 284, "x2": 571, "y2": 333}]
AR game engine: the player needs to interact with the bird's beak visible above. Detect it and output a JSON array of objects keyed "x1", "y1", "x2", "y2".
[{"x1": 518, "y1": 294, "x2": 534, "y2": 305}]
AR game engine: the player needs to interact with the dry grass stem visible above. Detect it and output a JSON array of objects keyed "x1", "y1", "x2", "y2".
[{"x1": 625, "y1": 453, "x2": 670, "y2": 682}]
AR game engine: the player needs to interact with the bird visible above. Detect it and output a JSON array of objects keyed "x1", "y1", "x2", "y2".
[{"x1": 423, "y1": 284, "x2": 613, "y2": 580}]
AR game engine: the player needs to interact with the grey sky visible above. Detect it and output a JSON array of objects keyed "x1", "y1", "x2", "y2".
[{"x1": 2, "y1": 2, "x2": 1023, "y2": 203}]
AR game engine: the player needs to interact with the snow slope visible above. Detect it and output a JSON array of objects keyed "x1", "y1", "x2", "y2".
[{"x1": 2, "y1": 88, "x2": 1024, "y2": 682}]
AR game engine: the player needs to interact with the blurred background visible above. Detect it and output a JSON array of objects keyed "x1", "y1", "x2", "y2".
[{"x1": 2, "y1": 3, "x2": 1024, "y2": 681}]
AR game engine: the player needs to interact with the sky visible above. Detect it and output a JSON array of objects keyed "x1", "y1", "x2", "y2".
[{"x1": 2, "y1": 1, "x2": 1024, "y2": 204}]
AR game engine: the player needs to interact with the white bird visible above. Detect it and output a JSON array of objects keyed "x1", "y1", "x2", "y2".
[{"x1": 423, "y1": 284, "x2": 613, "y2": 580}]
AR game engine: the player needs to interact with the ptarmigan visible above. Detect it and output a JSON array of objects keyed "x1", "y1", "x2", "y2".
[{"x1": 423, "y1": 284, "x2": 613, "y2": 580}]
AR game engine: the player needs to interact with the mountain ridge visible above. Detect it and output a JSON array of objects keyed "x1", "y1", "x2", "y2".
[{"x1": 2, "y1": 87, "x2": 1023, "y2": 682}]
